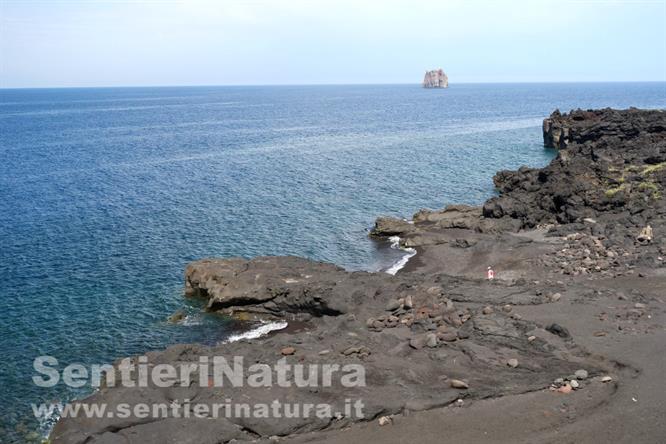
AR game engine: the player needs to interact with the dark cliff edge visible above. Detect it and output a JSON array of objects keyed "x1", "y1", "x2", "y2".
[
  {"x1": 51, "y1": 109, "x2": 666, "y2": 444},
  {"x1": 484, "y1": 108, "x2": 666, "y2": 229},
  {"x1": 373, "y1": 108, "x2": 665, "y2": 261}
]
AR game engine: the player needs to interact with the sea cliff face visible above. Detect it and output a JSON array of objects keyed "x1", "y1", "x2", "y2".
[
  {"x1": 422, "y1": 69, "x2": 448, "y2": 88},
  {"x1": 486, "y1": 108, "x2": 665, "y2": 231},
  {"x1": 51, "y1": 109, "x2": 666, "y2": 444},
  {"x1": 542, "y1": 107, "x2": 666, "y2": 149}
]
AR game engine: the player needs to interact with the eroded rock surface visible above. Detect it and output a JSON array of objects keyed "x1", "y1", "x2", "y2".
[{"x1": 52, "y1": 259, "x2": 611, "y2": 444}]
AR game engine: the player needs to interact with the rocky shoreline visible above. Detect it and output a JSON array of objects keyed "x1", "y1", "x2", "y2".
[{"x1": 51, "y1": 109, "x2": 666, "y2": 444}]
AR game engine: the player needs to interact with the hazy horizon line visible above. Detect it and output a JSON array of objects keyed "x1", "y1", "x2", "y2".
[{"x1": 2, "y1": 80, "x2": 666, "y2": 91}]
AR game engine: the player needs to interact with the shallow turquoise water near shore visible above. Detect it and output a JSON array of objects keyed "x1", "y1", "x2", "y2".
[{"x1": 1, "y1": 83, "x2": 665, "y2": 441}]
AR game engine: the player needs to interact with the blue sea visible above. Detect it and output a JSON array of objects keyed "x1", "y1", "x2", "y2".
[{"x1": 1, "y1": 83, "x2": 665, "y2": 442}]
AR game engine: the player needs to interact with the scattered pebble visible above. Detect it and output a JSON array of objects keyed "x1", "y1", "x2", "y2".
[
  {"x1": 557, "y1": 384, "x2": 572, "y2": 394},
  {"x1": 546, "y1": 323, "x2": 570, "y2": 338},
  {"x1": 341, "y1": 346, "x2": 357, "y2": 356},
  {"x1": 570, "y1": 379, "x2": 580, "y2": 389},
  {"x1": 450, "y1": 379, "x2": 469, "y2": 389},
  {"x1": 634, "y1": 303, "x2": 646, "y2": 309},
  {"x1": 527, "y1": 335, "x2": 536, "y2": 342},
  {"x1": 601, "y1": 376, "x2": 613, "y2": 383},
  {"x1": 550, "y1": 293, "x2": 562, "y2": 302},
  {"x1": 386, "y1": 299, "x2": 401, "y2": 311},
  {"x1": 438, "y1": 332, "x2": 458, "y2": 342},
  {"x1": 457, "y1": 330, "x2": 470, "y2": 340},
  {"x1": 482, "y1": 306, "x2": 494, "y2": 315},
  {"x1": 409, "y1": 336, "x2": 426, "y2": 350},
  {"x1": 507, "y1": 358, "x2": 519, "y2": 368},
  {"x1": 502, "y1": 304, "x2": 513, "y2": 313},
  {"x1": 378, "y1": 416, "x2": 392, "y2": 426},
  {"x1": 574, "y1": 369, "x2": 589, "y2": 380},
  {"x1": 281, "y1": 347, "x2": 296, "y2": 356}
]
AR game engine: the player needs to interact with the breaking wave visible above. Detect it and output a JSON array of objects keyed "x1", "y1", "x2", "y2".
[
  {"x1": 385, "y1": 235, "x2": 417, "y2": 275},
  {"x1": 224, "y1": 321, "x2": 289, "y2": 343}
]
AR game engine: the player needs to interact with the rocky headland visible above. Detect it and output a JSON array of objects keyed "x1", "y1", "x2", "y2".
[{"x1": 51, "y1": 109, "x2": 666, "y2": 444}]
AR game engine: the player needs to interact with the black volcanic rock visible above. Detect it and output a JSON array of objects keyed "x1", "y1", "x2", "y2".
[
  {"x1": 484, "y1": 108, "x2": 666, "y2": 230},
  {"x1": 185, "y1": 256, "x2": 356, "y2": 316},
  {"x1": 542, "y1": 107, "x2": 665, "y2": 149},
  {"x1": 370, "y1": 216, "x2": 415, "y2": 237}
]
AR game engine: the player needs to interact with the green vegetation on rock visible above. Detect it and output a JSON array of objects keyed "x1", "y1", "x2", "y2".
[
  {"x1": 642, "y1": 162, "x2": 666, "y2": 175},
  {"x1": 605, "y1": 183, "x2": 628, "y2": 198}
]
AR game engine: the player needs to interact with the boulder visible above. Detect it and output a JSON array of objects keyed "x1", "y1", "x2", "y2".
[{"x1": 370, "y1": 217, "x2": 414, "y2": 237}]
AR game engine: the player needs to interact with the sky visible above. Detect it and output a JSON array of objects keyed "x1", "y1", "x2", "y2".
[{"x1": 0, "y1": 0, "x2": 665, "y2": 88}]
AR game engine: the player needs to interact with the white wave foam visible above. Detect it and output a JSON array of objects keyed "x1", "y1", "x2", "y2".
[
  {"x1": 36, "y1": 404, "x2": 61, "y2": 441},
  {"x1": 181, "y1": 314, "x2": 202, "y2": 326},
  {"x1": 385, "y1": 236, "x2": 417, "y2": 275},
  {"x1": 224, "y1": 321, "x2": 288, "y2": 343}
]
